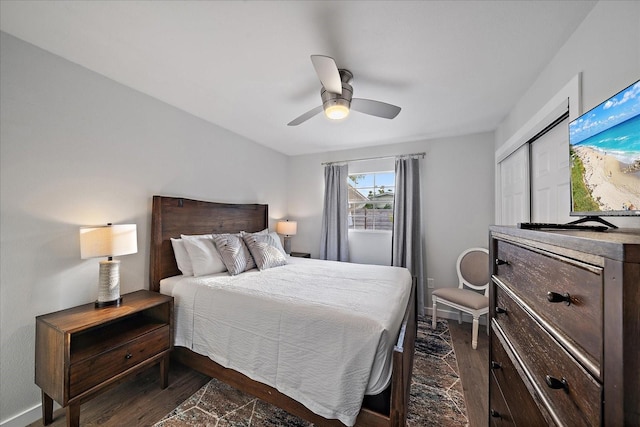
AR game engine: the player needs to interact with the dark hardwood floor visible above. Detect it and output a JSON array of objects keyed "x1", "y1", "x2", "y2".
[
  {"x1": 448, "y1": 320, "x2": 489, "y2": 427},
  {"x1": 28, "y1": 321, "x2": 489, "y2": 427},
  {"x1": 27, "y1": 362, "x2": 210, "y2": 427}
]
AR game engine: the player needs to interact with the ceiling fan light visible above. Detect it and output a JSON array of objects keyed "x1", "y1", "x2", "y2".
[{"x1": 325, "y1": 104, "x2": 350, "y2": 120}]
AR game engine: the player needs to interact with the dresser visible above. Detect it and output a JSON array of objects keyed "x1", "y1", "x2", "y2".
[
  {"x1": 35, "y1": 290, "x2": 173, "y2": 427},
  {"x1": 488, "y1": 226, "x2": 640, "y2": 426}
]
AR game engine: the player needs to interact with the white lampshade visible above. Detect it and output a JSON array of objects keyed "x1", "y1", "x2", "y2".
[
  {"x1": 276, "y1": 220, "x2": 297, "y2": 236},
  {"x1": 80, "y1": 224, "x2": 137, "y2": 259},
  {"x1": 79, "y1": 224, "x2": 137, "y2": 308}
]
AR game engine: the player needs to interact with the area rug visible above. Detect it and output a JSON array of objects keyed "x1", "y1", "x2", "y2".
[{"x1": 154, "y1": 316, "x2": 468, "y2": 426}]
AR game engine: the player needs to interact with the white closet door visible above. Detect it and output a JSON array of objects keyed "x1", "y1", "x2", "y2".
[
  {"x1": 499, "y1": 144, "x2": 529, "y2": 225},
  {"x1": 530, "y1": 118, "x2": 572, "y2": 223}
]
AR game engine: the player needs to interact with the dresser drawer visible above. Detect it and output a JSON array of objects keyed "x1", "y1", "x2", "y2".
[
  {"x1": 490, "y1": 327, "x2": 548, "y2": 426},
  {"x1": 69, "y1": 325, "x2": 170, "y2": 398},
  {"x1": 489, "y1": 374, "x2": 515, "y2": 426},
  {"x1": 494, "y1": 284, "x2": 601, "y2": 426},
  {"x1": 495, "y1": 240, "x2": 602, "y2": 368}
]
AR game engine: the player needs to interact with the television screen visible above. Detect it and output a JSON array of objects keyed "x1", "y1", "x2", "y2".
[{"x1": 569, "y1": 80, "x2": 640, "y2": 217}]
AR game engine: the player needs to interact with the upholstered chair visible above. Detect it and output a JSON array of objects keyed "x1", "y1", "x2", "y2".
[{"x1": 431, "y1": 248, "x2": 489, "y2": 349}]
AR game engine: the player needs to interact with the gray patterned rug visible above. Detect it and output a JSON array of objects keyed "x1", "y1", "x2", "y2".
[{"x1": 154, "y1": 316, "x2": 468, "y2": 426}]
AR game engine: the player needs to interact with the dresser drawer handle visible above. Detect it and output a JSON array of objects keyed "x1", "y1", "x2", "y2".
[
  {"x1": 490, "y1": 409, "x2": 501, "y2": 418},
  {"x1": 125, "y1": 352, "x2": 133, "y2": 360},
  {"x1": 495, "y1": 306, "x2": 507, "y2": 315},
  {"x1": 491, "y1": 361, "x2": 502, "y2": 370},
  {"x1": 495, "y1": 258, "x2": 509, "y2": 266},
  {"x1": 547, "y1": 291, "x2": 571, "y2": 306},
  {"x1": 545, "y1": 375, "x2": 568, "y2": 391}
]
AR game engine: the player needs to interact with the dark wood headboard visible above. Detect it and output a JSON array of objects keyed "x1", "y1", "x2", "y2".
[{"x1": 149, "y1": 195, "x2": 268, "y2": 292}]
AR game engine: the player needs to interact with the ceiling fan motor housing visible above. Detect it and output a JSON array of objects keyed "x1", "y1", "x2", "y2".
[{"x1": 321, "y1": 69, "x2": 354, "y2": 110}]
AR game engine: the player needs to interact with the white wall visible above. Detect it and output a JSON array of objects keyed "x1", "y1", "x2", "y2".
[
  {"x1": 348, "y1": 231, "x2": 393, "y2": 265},
  {"x1": 347, "y1": 157, "x2": 395, "y2": 266},
  {"x1": 495, "y1": 1, "x2": 640, "y2": 229},
  {"x1": 0, "y1": 32, "x2": 288, "y2": 425},
  {"x1": 287, "y1": 132, "x2": 495, "y2": 313}
]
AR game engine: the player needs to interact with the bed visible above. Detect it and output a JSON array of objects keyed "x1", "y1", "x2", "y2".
[{"x1": 149, "y1": 195, "x2": 417, "y2": 426}]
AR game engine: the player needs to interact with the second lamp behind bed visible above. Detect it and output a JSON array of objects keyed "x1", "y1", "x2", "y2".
[{"x1": 276, "y1": 220, "x2": 297, "y2": 254}]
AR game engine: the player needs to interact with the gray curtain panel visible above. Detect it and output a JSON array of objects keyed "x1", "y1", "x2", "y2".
[
  {"x1": 320, "y1": 164, "x2": 350, "y2": 261},
  {"x1": 392, "y1": 157, "x2": 425, "y2": 315}
]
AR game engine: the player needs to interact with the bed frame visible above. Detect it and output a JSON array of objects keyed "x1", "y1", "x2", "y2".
[{"x1": 149, "y1": 195, "x2": 417, "y2": 426}]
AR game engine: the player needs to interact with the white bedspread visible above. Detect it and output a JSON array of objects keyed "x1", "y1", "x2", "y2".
[{"x1": 160, "y1": 257, "x2": 411, "y2": 426}]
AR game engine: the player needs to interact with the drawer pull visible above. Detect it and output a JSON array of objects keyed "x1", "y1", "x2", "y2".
[
  {"x1": 125, "y1": 352, "x2": 133, "y2": 360},
  {"x1": 547, "y1": 291, "x2": 571, "y2": 306},
  {"x1": 491, "y1": 361, "x2": 502, "y2": 370},
  {"x1": 495, "y1": 258, "x2": 509, "y2": 266},
  {"x1": 490, "y1": 409, "x2": 501, "y2": 418},
  {"x1": 495, "y1": 306, "x2": 507, "y2": 315},
  {"x1": 545, "y1": 375, "x2": 568, "y2": 391}
]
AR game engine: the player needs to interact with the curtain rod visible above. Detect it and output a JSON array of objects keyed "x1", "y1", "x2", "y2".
[{"x1": 321, "y1": 152, "x2": 425, "y2": 166}]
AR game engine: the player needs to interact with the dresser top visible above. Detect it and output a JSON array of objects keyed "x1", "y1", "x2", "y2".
[{"x1": 490, "y1": 226, "x2": 640, "y2": 263}]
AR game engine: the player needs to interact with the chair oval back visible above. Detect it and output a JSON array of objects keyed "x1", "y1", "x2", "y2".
[{"x1": 457, "y1": 248, "x2": 489, "y2": 292}]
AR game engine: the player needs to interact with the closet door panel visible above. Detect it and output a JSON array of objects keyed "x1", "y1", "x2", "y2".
[
  {"x1": 499, "y1": 144, "x2": 529, "y2": 225},
  {"x1": 531, "y1": 118, "x2": 571, "y2": 223}
]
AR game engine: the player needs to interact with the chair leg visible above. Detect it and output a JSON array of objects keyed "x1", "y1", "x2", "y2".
[
  {"x1": 458, "y1": 310, "x2": 463, "y2": 325},
  {"x1": 472, "y1": 316, "x2": 479, "y2": 350},
  {"x1": 486, "y1": 314, "x2": 489, "y2": 335},
  {"x1": 432, "y1": 299, "x2": 437, "y2": 329}
]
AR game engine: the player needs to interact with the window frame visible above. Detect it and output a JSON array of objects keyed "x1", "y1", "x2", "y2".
[{"x1": 347, "y1": 170, "x2": 395, "y2": 232}]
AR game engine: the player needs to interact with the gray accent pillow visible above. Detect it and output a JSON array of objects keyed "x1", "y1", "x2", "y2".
[
  {"x1": 243, "y1": 233, "x2": 288, "y2": 270},
  {"x1": 241, "y1": 229, "x2": 287, "y2": 258},
  {"x1": 212, "y1": 233, "x2": 256, "y2": 275}
]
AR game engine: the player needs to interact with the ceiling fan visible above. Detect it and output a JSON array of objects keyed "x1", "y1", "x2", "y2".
[{"x1": 287, "y1": 55, "x2": 401, "y2": 126}]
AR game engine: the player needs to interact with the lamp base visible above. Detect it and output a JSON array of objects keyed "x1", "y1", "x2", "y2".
[
  {"x1": 283, "y1": 236, "x2": 292, "y2": 254},
  {"x1": 95, "y1": 297, "x2": 123, "y2": 308},
  {"x1": 97, "y1": 260, "x2": 121, "y2": 308}
]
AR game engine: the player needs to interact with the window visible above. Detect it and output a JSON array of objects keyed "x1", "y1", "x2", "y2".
[{"x1": 348, "y1": 171, "x2": 395, "y2": 230}]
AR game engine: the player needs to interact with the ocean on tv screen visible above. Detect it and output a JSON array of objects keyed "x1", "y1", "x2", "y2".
[{"x1": 570, "y1": 111, "x2": 640, "y2": 213}]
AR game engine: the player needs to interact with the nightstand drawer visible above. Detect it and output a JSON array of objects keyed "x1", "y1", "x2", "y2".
[
  {"x1": 69, "y1": 325, "x2": 170, "y2": 398},
  {"x1": 36, "y1": 290, "x2": 173, "y2": 426},
  {"x1": 495, "y1": 240, "x2": 602, "y2": 367},
  {"x1": 495, "y1": 285, "x2": 601, "y2": 426}
]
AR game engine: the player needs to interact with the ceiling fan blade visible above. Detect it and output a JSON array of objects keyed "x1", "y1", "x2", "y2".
[
  {"x1": 351, "y1": 98, "x2": 401, "y2": 119},
  {"x1": 310, "y1": 55, "x2": 342, "y2": 95},
  {"x1": 287, "y1": 105, "x2": 324, "y2": 126}
]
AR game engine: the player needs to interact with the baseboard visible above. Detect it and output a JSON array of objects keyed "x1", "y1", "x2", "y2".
[
  {"x1": 0, "y1": 400, "x2": 61, "y2": 427},
  {"x1": 1, "y1": 403, "x2": 41, "y2": 427}
]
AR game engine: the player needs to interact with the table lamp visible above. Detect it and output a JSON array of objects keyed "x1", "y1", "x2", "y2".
[
  {"x1": 80, "y1": 223, "x2": 137, "y2": 307},
  {"x1": 276, "y1": 220, "x2": 297, "y2": 254}
]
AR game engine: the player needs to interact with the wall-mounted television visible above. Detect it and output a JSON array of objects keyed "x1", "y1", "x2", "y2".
[{"x1": 569, "y1": 79, "x2": 640, "y2": 223}]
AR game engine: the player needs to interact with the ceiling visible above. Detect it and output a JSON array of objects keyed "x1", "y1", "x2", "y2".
[{"x1": 0, "y1": 1, "x2": 597, "y2": 156}]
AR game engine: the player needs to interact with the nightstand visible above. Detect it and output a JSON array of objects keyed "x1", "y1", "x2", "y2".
[
  {"x1": 290, "y1": 252, "x2": 311, "y2": 258},
  {"x1": 35, "y1": 290, "x2": 173, "y2": 427}
]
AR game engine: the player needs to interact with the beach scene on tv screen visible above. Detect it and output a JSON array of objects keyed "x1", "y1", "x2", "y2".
[{"x1": 570, "y1": 81, "x2": 640, "y2": 213}]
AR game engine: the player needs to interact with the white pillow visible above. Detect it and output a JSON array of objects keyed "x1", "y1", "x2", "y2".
[
  {"x1": 170, "y1": 238, "x2": 194, "y2": 276},
  {"x1": 181, "y1": 234, "x2": 227, "y2": 276}
]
